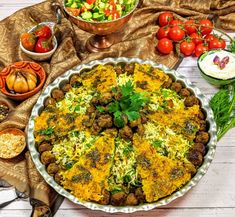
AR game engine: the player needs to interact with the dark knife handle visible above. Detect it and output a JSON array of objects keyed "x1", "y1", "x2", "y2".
[{"x1": 0, "y1": 198, "x2": 16, "y2": 209}]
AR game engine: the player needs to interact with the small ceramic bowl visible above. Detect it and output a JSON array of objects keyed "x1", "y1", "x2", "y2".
[
  {"x1": 197, "y1": 49, "x2": 235, "y2": 86},
  {"x1": 20, "y1": 22, "x2": 58, "y2": 61},
  {"x1": 0, "y1": 61, "x2": 46, "y2": 101},
  {"x1": 0, "y1": 128, "x2": 26, "y2": 159}
]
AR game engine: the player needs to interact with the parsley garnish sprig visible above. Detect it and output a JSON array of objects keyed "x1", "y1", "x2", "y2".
[{"x1": 108, "y1": 81, "x2": 148, "y2": 128}]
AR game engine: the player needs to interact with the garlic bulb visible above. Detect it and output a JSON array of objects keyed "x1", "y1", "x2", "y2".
[{"x1": 6, "y1": 70, "x2": 37, "y2": 93}]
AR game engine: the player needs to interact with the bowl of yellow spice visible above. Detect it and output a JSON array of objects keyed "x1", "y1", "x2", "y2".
[{"x1": 0, "y1": 61, "x2": 46, "y2": 101}]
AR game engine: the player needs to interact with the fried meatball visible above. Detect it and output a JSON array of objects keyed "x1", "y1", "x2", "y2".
[
  {"x1": 184, "y1": 96, "x2": 199, "y2": 107},
  {"x1": 129, "y1": 118, "x2": 141, "y2": 128},
  {"x1": 198, "y1": 110, "x2": 205, "y2": 120},
  {"x1": 125, "y1": 193, "x2": 138, "y2": 206},
  {"x1": 171, "y1": 82, "x2": 182, "y2": 93},
  {"x1": 86, "y1": 105, "x2": 96, "y2": 116},
  {"x1": 40, "y1": 151, "x2": 56, "y2": 165},
  {"x1": 99, "y1": 92, "x2": 113, "y2": 105},
  {"x1": 162, "y1": 77, "x2": 173, "y2": 88},
  {"x1": 193, "y1": 143, "x2": 206, "y2": 155},
  {"x1": 119, "y1": 126, "x2": 133, "y2": 140},
  {"x1": 135, "y1": 187, "x2": 145, "y2": 203},
  {"x1": 38, "y1": 142, "x2": 52, "y2": 153},
  {"x1": 97, "y1": 114, "x2": 113, "y2": 128},
  {"x1": 125, "y1": 63, "x2": 135, "y2": 75},
  {"x1": 44, "y1": 97, "x2": 56, "y2": 107},
  {"x1": 51, "y1": 89, "x2": 64, "y2": 102},
  {"x1": 199, "y1": 120, "x2": 207, "y2": 131},
  {"x1": 188, "y1": 149, "x2": 203, "y2": 167},
  {"x1": 70, "y1": 75, "x2": 81, "y2": 87},
  {"x1": 114, "y1": 65, "x2": 124, "y2": 75},
  {"x1": 61, "y1": 83, "x2": 72, "y2": 93},
  {"x1": 137, "y1": 124, "x2": 145, "y2": 136},
  {"x1": 110, "y1": 192, "x2": 127, "y2": 206},
  {"x1": 99, "y1": 189, "x2": 110, "y2": 205},
  {"x1": 195, "y1": 131, "x2": 209, "y2": 144},
  {"x1": 54, "y1": 172, "x2": 62, "y2": 184},
  {"x1": 180, "y1": 88, "x2": 191, "y2": 97},
  {"x1": 91, "y1": 121, "x2": 102, "y2": 135},
  {"x1": 47, "y1": 163, "x2": 59, "y2": 175}
]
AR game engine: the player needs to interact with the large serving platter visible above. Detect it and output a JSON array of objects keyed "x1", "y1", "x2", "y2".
[{"x1": 27, "y1": 57, "x2": 217, "y2": 213}]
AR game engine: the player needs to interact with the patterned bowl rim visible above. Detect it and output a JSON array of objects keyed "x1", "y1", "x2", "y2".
[{"x1": 27, "y1": 57, "x2": 217, "y2": 213}]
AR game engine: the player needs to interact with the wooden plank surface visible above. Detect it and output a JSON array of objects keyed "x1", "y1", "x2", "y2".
[{"x1": 0, "y1": 1, "x2": 235, "y2": 217}]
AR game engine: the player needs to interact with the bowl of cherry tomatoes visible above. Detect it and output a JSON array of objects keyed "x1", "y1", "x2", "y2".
[
  {"x1": 156, "y1": 12, "x2": 226, "y2": 57},
  {"x1": 20, "y1": 22, "x2": 58, "y2": 61}
]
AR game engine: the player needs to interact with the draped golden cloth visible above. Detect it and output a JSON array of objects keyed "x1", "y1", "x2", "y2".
[{"x1": 0, "y1": 0, "x2": 234, "y2": 216}]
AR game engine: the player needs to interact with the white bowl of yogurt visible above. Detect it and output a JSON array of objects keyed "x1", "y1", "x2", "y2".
[{"x1": 198, "y1": 49, "x2": 235, "y2": 86}]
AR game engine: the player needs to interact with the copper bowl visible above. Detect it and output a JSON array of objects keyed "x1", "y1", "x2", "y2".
[
  {"x1": 0, "y1": 61, "x2": 46, "y2": 101},
  {"x1": 63, "y1": 0, "x2": 139, "y2": 52}
]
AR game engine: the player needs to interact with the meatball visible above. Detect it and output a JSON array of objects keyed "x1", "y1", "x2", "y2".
[
  {"x1": 125, "y1": 63, "x2": 135, "y2": 75},
  {"x1": 180, "y1": 88, "x2": 191, "y2": 97},
  {"x1": 162, "y1": 77, "x2": 173, "y2": 88},
  {"x1": 135, "y1": 187, "x2": 145, "y2": 203},
  {"x1": 47, "y1": 163, "x2": 59, "y2": 175},
  {"x1": 199, "y1": 120, "x2": 207, "y2": 131},
  {"x1": 188, "y1": 149, "x2": 203, "y2": 167},
  {"x1": 70, "y1": 75, "x2": 81, "y2": 87},
  {"x1": 137, "y1": 124, "x2": 145, "y2": 136},
  {"x1": 99, "y1": 189, "x2": 110, "y2": 205},
  {"x1": 61, "y1": 83, "x2": 72, "y2": 93},
  {"x1": 51, "y1": 89, "x2": 64, "y2": 102},
  {"x1": 114, "y1": 65, "x2": 124, "y2": 75},
  {"x1": 44, "y1": 97, "x2": 56, "y2": 107},
  {"x1": 129, "y1": 118, "x2": 141, "y2": 128},
  {"x1": 40, "y1": 151, "x2": 56, "y2": 165},
  {"x1": 184, "y1": 96, "x2": 199, "y2": 107},
  {"x1": 86, "y1": 105, "x2": 96, "y2": 116},
  {"x1": 198, "y1": 110, "x2": 205, "y2": 120},
  {"x1": 110, "y1": 192, "x2": 127, "y2": 206},
  {"x1": 99, "y1": 92, "x2": 113, "y2": 105},
  {"x1": 125, "y1": 193, "x2": 138, "y2": 206},
  {"x1": 119, "y1": 126, "x2": 133, "y2": 140},
  {"x1": 193, "y1": 143, "x2": 206, "y2": 155},
  {"x1": 38, "y1": 142, "x2": 52, "y2": 153},
  {"x1": 97, "y1": 114, "x2": 113, "y2": 128},
  {"x1": 195, "y1": 131, "x2": 209, "y2": 144},
  {"x1": 91, "y1": 121, "x2": 102, "y2": 135},
  {"x1": 171, "y1": 82, "x2": 182, "y2": 93},
  {"x1": 54, "y1": 172, "x2": 62, "y2": 184}
]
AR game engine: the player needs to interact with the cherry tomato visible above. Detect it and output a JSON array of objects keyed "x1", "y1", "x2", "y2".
[
  {"x1": 66, "y1": 7, "x2": 81, "y2": 17},
  {"x1": 157, "y1": 38, "x2": 173, "y2": 54},
  {"x1": 168, "y1": 26, "x2": 185, "y2": 42},
  {"x1": 209, "y1": 37, "x2": 226, "y2": 50},
  {"x1": 204, "y1": 34, "x2": 216, "y2": 42},
  {"x1": 180, "y1": 40, "x2": 196, "y2": 56},
  {"x1": 158, "y1": 12, "x2": 173, "y2": 26},
  {"x1": 185, "y1": 20, "x2": 197, "y2": 35},
  {"x1": 190, "y1": 32, "x2": 203, "y2": 45},
  {"x1": 195, "y1": 43, "x2": 209, "y2": 57},
  {"x1": 112, "y1": 11, "x2": 120, "y2": 20},
  {"x1": 34, "y1": 25, "x2": 52, "y2": 39},
  {"x1": 20, "y1": 32, "x2": 36, "y2": 51},
  {"x1": 156, "y1": 26, "x2": 171, "y2": 39},
  {"x1": 35, "y1": 38, "x2": 53, "y2": 53},
  {"x1": 86, "y1": 0, "x2": 96, "y2": 4},
  {"x1": 170, "y1": 19, "x2": 183, "y2": 27},
  {"x1": 199, "y1": 19, "x2": 213, "y2": 35}
]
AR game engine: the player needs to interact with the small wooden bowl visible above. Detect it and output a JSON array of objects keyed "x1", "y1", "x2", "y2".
[
  {"x1": 0, "y1": 61, "x2": 46, "y2": 101},
  {"x1": 0, "y1": 128, "x2": 26, "y2": 159}
]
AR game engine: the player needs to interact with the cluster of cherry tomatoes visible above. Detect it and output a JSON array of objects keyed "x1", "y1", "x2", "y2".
[{"x1": 156, "y1": 12, "x2": 226, "y2": 57}]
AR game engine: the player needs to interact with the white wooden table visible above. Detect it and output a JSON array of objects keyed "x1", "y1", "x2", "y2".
[{"x1": 0, "y1": 1, "x2": 235, "y2": 217}]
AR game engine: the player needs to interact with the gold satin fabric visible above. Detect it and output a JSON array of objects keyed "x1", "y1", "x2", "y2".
[{"x1": 0, "y1": 0, "x2": 234, "y2": 216}]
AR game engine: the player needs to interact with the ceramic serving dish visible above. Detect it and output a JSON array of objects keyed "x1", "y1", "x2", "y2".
[
  {"x1": 27, "y1": 57, "x2": 217, "y2": 213},
  {"x1": 0, "y1": 61, "x2": 46, "y2": 101}
]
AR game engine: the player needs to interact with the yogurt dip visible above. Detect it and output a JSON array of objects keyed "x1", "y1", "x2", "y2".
[{"x1": 199, "y1": 50, "x2": 235, "y2": 80}]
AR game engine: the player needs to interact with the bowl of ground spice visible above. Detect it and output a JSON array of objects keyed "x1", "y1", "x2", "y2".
[
  {"x1": 0, "y1": 100, "x2": 10, "y2": 122},
  {"x1": 0, "y1": 128, "x2": 26, "y2": 159}
]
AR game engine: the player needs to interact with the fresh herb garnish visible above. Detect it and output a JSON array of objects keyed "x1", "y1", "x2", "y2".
[
  {"x1": 227, "y1": 37, "x2": 235, "y2": 53},
  {"x1": 152, "y1": 140, "x2": 163, "y2": 148},
  {"x1": 96, "y1": 105, "x2": 105, "y2": 113},
  {"x1": 39, "y1": 127, "x2": 54, "y2": 135},
  {"x1": 108, "y1": 81, "x2": 148, "y2": 128},
  {"x1": 210, "y1": 83, "x2": 235, "y2": 140}
]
